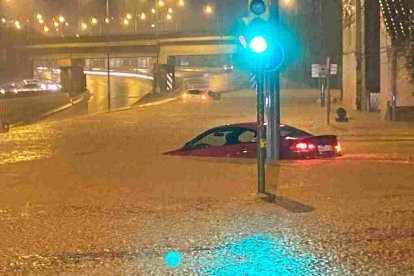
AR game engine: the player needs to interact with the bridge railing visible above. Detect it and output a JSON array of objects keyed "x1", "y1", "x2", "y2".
[{"x1": 25, "y1": 30, "x2": 232, "y2": 45}]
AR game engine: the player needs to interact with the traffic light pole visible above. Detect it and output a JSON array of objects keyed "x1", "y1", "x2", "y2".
[
  {"x1": 266, "y1": 0, "x2": 281, "y2": 164},
  {"x1": 256, "y1": 69, "x2": 266, "y2": 193}
]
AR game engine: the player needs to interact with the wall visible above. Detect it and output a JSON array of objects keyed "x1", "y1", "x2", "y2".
[
  {"x1": 342, "y1": 0, "x2": 359, "y2": 109},
  {"x1": 379, "y1": 13, "x2": 414, "y2": 119}
]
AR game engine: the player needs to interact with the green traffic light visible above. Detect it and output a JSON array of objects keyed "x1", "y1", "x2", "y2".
[{"x1": 249, "y1": 36, "x2": 268, "y2": 53}]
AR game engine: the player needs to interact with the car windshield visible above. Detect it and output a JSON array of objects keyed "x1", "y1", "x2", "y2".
[{"x1": 188, "y1": 90, "x2": 204, "y2": 95}]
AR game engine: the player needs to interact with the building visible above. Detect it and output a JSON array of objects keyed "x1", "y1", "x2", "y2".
[{"x1": 342, "y1": 0, "x2": 413, "y2": 120}]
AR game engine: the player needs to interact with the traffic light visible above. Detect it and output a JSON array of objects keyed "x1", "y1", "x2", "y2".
[{"x1": 236, "y1": 0, "x2": 284, "y2": 72}]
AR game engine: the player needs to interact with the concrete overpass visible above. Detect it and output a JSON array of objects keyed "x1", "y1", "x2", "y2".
[
  {"x1": 24, "y1": 32, "x2": 239, "y2": 94},
  {"x1": 24, "y1": 32, "x2": 238, "y2": 64}
]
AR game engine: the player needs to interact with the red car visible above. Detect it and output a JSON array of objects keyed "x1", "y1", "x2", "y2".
[{"x1": 164, "y1": 123, "x2": 342, "y2": 159}]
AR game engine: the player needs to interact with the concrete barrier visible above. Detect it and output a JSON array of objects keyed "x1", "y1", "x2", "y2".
[{"x1": 0, "y1": 93, "x2": 71, "y2": 124}]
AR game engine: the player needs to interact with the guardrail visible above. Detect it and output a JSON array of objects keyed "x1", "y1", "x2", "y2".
[{"x1": 0, "y1": 93, "x2": 71, "y2": 125}]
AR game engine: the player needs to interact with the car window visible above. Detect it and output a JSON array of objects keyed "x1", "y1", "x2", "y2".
[
  {"x1": 191, "y1": 127, "x2": 256, "y2": 149},
  {"x1": 188, "y1": 90, "x2": 202, "y2": 95},
  {"x1": 238, "y1": 130, "x2": 256, "y2": 143},
  {"x1": 24, "y1": 84, "x2": 39, "y2": 89},
  {"x1": 193, "y1": 130, "x2": 231, "y2": 147}
]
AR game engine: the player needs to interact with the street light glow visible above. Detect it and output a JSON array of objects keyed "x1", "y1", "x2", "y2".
[
  {"x1": 15, "y1": 20, "x2": 21, "y2": 30},
  {"x1": 168, "y1": 8, "x2": 173, "y2": 14},
  {"x1": 166, "y1": 14, "x2": 173, "y2": 21},
  {"x1": 53, "y1": 21, "x2": 59, "y2": 27},
  {"x1": 38, "y1": 18, "x2": 44, "y2": 24},
  {"x1": 249, "y1": 36, "x2": 268, "y2": 53},
  {"x1": 81, "y1": 22, "x2": 88, "y2": 30},
  {"x1": 205, "y1": 5, "x2": 213, "y2": 14},
  {"x1": 91, "y1": 17, "x2": 98, "y2": 25},
  {"x1": 58, "y1": 15, "x2": 65, "y2": 23},
  {"x1": 123, "y1": 18, "x2": 130, "y2": 26},
  {"x1": 140, "y1": 13, "x2": 147, "y2": 20},
  {"x1": 36, "y1": 13, "x2": 43, "y2": 20},
  {"x1": 43, "y1": 26, "x2": 49, "y2": 33},
  {"x1": 158, "y1": 0, "x2": 165, "y2": 7},
  {"x1": 151, "y1": 8, "x2": 156, "y2": 14},
  {"x1": 178, "y1": 0, "x2": 185, "y2": 7},
  {"x1": 126, "y1": 13, "x2": 132, "y2": 20},
  {"x1": 1, "y1": 18, "x2": 6, "y2": 24}
]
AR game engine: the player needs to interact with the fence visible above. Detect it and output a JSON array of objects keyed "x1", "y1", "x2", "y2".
[{"x1": 0, "y1": 93, "x2": 71, "y2": 124}]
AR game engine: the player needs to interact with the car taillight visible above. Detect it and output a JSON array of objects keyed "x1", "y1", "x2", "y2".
[
  {"x1": 335, "y1": 142, "x2": 342, "y2": 152},
  {"x1": 292, "y1": 142, "x2": 316, "y2": 152}
]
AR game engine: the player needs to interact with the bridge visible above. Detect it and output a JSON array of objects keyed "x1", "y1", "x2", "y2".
[
  {"x1": 25, "y1": 32, "x2": 238, "y2": 64},
  {"x1": 24, "y1": 32, "x2": 239, "y2": 94}
]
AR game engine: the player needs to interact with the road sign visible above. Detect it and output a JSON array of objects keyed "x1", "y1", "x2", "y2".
[
  {"x1": 330, "y1": 64, "x2": 338, "y2": 75},
  {"x1": 311, "y1": 64, "x2": 320, "y2": 78}
]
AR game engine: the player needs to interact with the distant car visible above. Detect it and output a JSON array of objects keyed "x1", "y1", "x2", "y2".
[
  {"x1": 1, "y1": 79, "x2": 62, "y2": 95},
  {"x1": 181, "y1": 89, "x2": 221, "y2": 102},
  {"x1": 164, "y1": 122, "x2": 342, "y2": 160},
  {"x1": 0, "y1": 82, "x2": 19, "y2": 95},
  {"x1": 223, "y1": 65, "x2": 234, "y2": 71}
]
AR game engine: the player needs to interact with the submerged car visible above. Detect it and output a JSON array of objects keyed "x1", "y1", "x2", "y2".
[
  {"x1": 164, "y1": 123, "x2": 342, "y2": 159},
  {"x1": 181, "y1": 89, "x2": 221, "y2": 102}
]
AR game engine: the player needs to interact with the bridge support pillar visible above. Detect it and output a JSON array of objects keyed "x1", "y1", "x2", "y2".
[{"x1": 58, "y1": 59, "x2": 86, "y2": 95}]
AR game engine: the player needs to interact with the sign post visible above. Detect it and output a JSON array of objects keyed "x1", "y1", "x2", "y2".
[{"x1": 312, "y1": 60, "x2": 337, "y2": 124}]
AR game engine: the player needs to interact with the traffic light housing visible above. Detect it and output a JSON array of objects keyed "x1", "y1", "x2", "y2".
[{"x1": 235, "y1": 0, "x2": 284, "y2": 72}]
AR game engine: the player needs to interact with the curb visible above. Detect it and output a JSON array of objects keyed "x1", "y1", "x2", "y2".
[
  {"x1": 135, "y1": 96, "x2": 178, "y2": 108},
  {"x1": 40, "y1": 90, "x2": 89, "y2": 119}
]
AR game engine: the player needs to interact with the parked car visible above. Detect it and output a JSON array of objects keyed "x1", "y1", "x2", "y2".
[{"x1": 164, "y1": 123, "x2": 342, "y2": 160}]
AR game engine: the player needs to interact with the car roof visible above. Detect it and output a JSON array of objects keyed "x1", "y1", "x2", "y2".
[{"x1": 217, "y1": 122, "x2": 288, "y2": 130}]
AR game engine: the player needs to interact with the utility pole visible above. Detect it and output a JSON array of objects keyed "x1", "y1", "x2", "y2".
[
  {"x1": 106, "y1": 0, "x2": 111, "y2": 111},
  {"x1": 325, "y1": 56, "x2": 331, "y2": 124}
]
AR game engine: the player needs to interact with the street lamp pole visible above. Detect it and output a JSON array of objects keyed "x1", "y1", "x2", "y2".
[{"x1": 106, "y1": 0, "x2": 111, "y2": 111}]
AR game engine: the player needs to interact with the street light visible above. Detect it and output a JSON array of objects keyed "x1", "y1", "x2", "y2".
[
  {"x1": 38, "y1": 18, "x2": 44, "y2": 24},
  {"x1": 91, "y1": 17, "x2": 98, "y2": 25},
  {"x1": 53, "y1": 21, "x2": 59, "y2": 27},
  {"x1": 141, "y1": 13, "x2": 147, "y2": 20},
  {"x1": 204, "y1": 5, "x2": 213, "y2": 14},
  {"x1": 178, "y1": 0, "x2": 185, "y2": 6},
  {"x1": 166, "y1": 14, "x2": 173, "y2": 21},
  {"x1": 123, "y1": 18, "x2": 130, "y2": 26},
  {"x1": 36, "y1": 13, "x2": 42, "y2": 20},
  {"x1": 126, "y1": 13, "x2": 132, "y2": 20},
  {"x1": 168, "y1": 7, "x2": 173, "y2": 14},
  {"x1": 58, "y1": 15, "x2": 65, "y2": 23},
  {"x1": 81, "y1": 22, "x2": 88, "y2": 30},
  {"x1": 158, "y1": 0, "x2": 165, "y2": 7},
  {"x1": 43, "y1": 25, "x2": 49, "y2": 33},
  {"x1": 15, "y1": 20, "x2": 21, "y2": 30}
]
